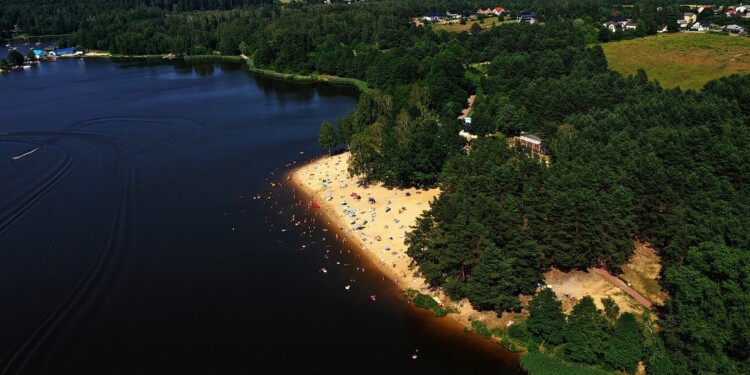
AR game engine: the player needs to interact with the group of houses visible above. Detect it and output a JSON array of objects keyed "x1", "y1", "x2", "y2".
[
  {"x1": 725, "y1": 5, "x2": 750, "y2": 18},
  {"x1": 602, "y1": 16, "x2": 638, "y2": 32},
  {"x1": 678, "y1": 11, "x2": 745, "y2": 33},
  {"x1": 676, "y1": 6, "x2": 747, "y2": 33},
  {"x1": 676, "y1": 12, "x2": 711, "y2": 31},
  {"x1": 601, "y1": 5, "x2": 747, "y2": 35},
  {"x1": 421, "y1": 6, "x2": 538, "y2": 24},
  {"x1": 31, "y1": 47, "x2": 80, "y2": 59}
]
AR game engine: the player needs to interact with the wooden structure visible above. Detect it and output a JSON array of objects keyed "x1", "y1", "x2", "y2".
[{"x1": 513, "y1": 134, "x2": 544, "y2": 154}]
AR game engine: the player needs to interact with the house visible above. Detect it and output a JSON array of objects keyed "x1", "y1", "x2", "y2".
[
  {"x1": 517, "y1": 12, "x2": 538, "y2": 24},
  {"x1": 422, "y1": 11, "x2": 443, "y2": 22},
  {"x1": 723, "y1": 24, "x2": 744, "y2": 33},
  {"x1": 603, "y1": 19, "x2": 637, "y2": 32},
  {"x1": 657, "y1": 25, "x2": 669, "y2": 33},
  {"x1": 513, "y1": 135, "x2": 544, "y2": 154},
  {"x1": 683, "y1": 12, "x2": 697, "y2": 24},
  {"x1": 623, "y1": 21, "x2": 638, "y2": 30},
  {"x1": 677, "y1": 19, "x2": 688, "y2": 28},
  {"x1": 690, "y1": 19, "x2": 710, "y2": 31},
  {"x1": 603, "y1": 21, "x2": 620, "y2": 32},
  {"x1": 446, "y1": 10, "x2": 461, "y2": 19},
  {"x1": 492, "y1": 6, "x2": 505, "y2": 16},
  {"x1": 47, "y1": 47, "x2": 77, "y2": 56},
  {"x1": 477, "y1": 8, "x2": 493, "y2": 16}
]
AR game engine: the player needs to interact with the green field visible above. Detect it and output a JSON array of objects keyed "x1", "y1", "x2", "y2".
[{"x1": 601, "y1": 33, "x2": 750, "y2": 90}]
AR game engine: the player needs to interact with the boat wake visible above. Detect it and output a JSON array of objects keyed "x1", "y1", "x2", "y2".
[{"x1": 11, "y1": 144, "x2": 46, "y2": 160}]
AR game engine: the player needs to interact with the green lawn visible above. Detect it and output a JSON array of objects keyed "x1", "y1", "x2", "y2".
[{"x1": 601, "y1": 33, "x2": 750, "y2": 90}]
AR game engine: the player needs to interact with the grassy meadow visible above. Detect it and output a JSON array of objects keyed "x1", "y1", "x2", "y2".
[{"x1": 601, "y1": 32, "x2": 750, "y2": 90}]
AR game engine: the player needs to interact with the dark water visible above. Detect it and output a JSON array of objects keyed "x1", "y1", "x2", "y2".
[{"x1": 0, "y1": 59, "x2": 521, "y2": 374}]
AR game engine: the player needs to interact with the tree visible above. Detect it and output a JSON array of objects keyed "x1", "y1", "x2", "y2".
[
  {"x1": 465, "y1": 241, "x2": 521, "y2": 313},
  {"x1": 527, "y1": 287, "x2": 566, "y2": 345},
  {"x1": 598, "y1": 26, "x2": 611, "y2": 42},
  {"x1": 605, "y1": 312, "x2": 643, "y2": 373},
  {"x1": 602, "y1": 296, "x2": 620, "y2": 324},
  {"x1": 335, "y1": 112, "x2": 355, "y2": 150},
  {"x1": 661, "y1": 243, "x2": 750, "y2": 374},
  {"x1": 635, "y1": 19, "x2": 647, "y2": 37},
  {"x1": 470, "y1": 22, "x2": 482, "y2": 34},
  {"x1": 564, "y1": 296, "x2": 609, "y2": 364},
  {"x1": 6, "y1": 50, "x2": 24, "y2": 66},
  {"x1": 318, "y1": 120, "x2": 337, "y2": 155}
]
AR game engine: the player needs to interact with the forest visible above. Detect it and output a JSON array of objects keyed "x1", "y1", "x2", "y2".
[{"x1": 4, "y1": 0, "x2": 750, "y2": 374}]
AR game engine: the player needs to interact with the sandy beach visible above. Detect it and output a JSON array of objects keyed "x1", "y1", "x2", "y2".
[
  {"x1": 289, "y1": 152, "x2": 439, "y2": 292},
  {"x1": 288, "y1": 152, "x2": 513, "y2": 331}
]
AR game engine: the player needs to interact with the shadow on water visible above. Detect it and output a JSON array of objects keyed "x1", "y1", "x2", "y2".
[{"x1": 251, "y1": 72, "x2": 361, "y2": 99}]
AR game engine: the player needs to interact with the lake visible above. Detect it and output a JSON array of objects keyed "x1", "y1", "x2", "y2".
[{"x1": 0, "y1": 59, "x2": 521, "y2": 374}]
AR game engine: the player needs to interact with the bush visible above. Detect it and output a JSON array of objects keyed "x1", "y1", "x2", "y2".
[
  {"x1": 471, "y1": 321, "x2": 494, "y2": 339},
  {"x1": 406, "y1": 289, "x2": 452, "y2": 317},
  {"x1": 521, "y1": 351, "x2": 612, "y2": 375},
  {"x1": 508, "y1": 320, "x2": 533, "y2": 342}
]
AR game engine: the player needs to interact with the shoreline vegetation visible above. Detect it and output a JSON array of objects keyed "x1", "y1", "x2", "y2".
[
  {"x1": 244, "y1": 56, "x2": 370, "y2": 92},
  {"x1": 77, "y1": 51, "x2": 370, "y2": 92}
]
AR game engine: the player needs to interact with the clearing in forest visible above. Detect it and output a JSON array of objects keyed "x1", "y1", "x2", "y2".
[
  {"x1": 620, "y1": 241, "x2": 669, "y2": 306},
  {"x1": 543, "y1": 241, "x2": 666, "y2": 316},
  {"x1": 601, "y1": 32, "x2": 750, "y2": 90}
]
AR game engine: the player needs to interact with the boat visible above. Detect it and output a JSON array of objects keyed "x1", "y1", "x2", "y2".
[{"x1": 35, "y1": 42, "x2": 41, "y2": 46}]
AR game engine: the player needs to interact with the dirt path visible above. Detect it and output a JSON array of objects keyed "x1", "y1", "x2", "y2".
[{"x1": 592, "y1": 268, "x2": 654, "y2": 310}]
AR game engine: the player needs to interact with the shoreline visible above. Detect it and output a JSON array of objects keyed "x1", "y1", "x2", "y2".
[
  {"x1": 76, "y1": 51, "x2": 370, "y2": 92},
  {"x1": 243, "y1": 56, "x2": 370, "y2": 92},
  {"x1": 288, "y1": 152, "x2": 438, "y2": 293},
  {"x1": 288, "y1": 152, "x2": 515, "y2": 344}
]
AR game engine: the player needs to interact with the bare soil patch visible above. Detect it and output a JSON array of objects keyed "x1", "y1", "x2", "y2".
[
  {"x1": 543, "y1": 241, "x2": 666, "y2": 315},
  {"x1": 620, "y1": 241, "x2": 669, "y2": 306}
]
